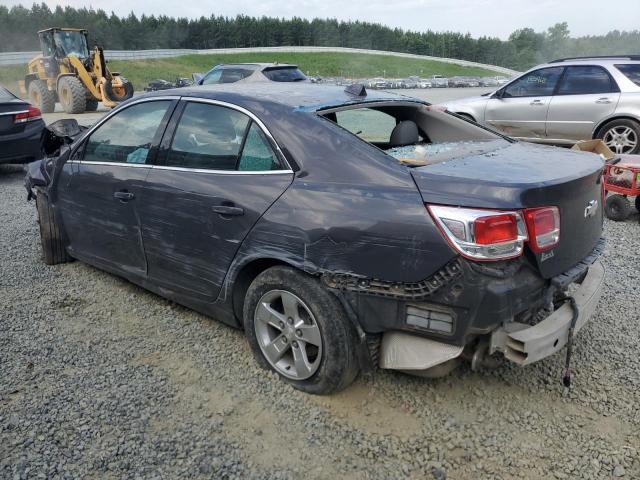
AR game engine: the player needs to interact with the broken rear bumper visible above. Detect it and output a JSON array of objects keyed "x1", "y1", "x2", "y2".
[{"x1": 491, "y1": 259, "x2": 605, "y2": 365}]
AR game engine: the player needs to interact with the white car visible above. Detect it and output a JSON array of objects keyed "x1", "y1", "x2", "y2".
[{"x1": 440, "y1": 56, "x2": 640, "y2": 153}]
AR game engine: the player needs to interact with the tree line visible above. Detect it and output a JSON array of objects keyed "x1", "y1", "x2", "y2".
[{"x1": 1, "y1": 3, "x2": 639, "y2": 70}]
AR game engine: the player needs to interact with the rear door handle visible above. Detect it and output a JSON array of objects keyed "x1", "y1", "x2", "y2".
[
  {"x1": 113, "y1": 191, "x2": 135, "y2": 202},
  {"x1": 596, "y1": 97, "x2": 612, "y2": 104},
  {"x1": 211, "y1": 205, "x2": 244, "y2": 216},
  {"x1": 530, "y1": 99, "x2": 544, "y2": 106}
]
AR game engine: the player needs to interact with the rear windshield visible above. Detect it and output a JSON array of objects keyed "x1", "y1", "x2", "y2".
[
  {"x1": 262, "y1": 67, "x2": 306, "y2": 82},
  {"x1": 615, "y1": 64, "x2": 640, "y2": 86},
  {"x1": 0, "y1": 87, "x2": 15, "y2": 101}
]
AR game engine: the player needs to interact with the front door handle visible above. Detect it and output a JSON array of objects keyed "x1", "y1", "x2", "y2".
[
  {"x1": 530, "y1": 99, "x2": 544, "y2": 106},
  {"x1": 113, "y1": 190, "x2": 135, "y2": 202},
  {"x1": 595, "y1": 97, "x2": 612, "y2": 104},
  {"x1": 211, "y1": 205, "x2": 244, "y2": 216}
]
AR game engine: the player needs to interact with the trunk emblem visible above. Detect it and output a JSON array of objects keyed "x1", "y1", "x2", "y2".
[{"x1": 584, "y1": 200, "x2": 598, "y2": 218}]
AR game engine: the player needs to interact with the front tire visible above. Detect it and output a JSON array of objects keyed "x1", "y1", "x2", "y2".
[
  {"x1": 243, "y1": 266, "x2": 359, "y2": 395},
  {"x1": 36, "y1": 191, "x2": 71, "y2": 265},
  {"x1": 605, "y1": 194, "x2": 631, "y2": 221},
  {"x1": 58, "y1": 76, "x2": 87, "y2": 114},
  {"x1": 28, "y1": 80, "x2": 56, "y2": 113},
  {"x1": 597, "y1": 119, "x2": 640, "y2": 155}
]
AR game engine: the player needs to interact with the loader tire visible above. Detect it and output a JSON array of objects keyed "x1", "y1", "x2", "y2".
[
  {"x1": 36, "y1": 191, "x2": 71, "y2": 265},
  {"x1": 58, "y1": 76, "x2": 87, "y2": 114},
  {"x1": 85, "y1": 99, "x2": 99, "y2": 111},
  {"x1": 103, "y1": 78, "x2": 134, "y2": 103},
  {"x1": 28, "y1": 80, "x2": 56, "y2": 113}
]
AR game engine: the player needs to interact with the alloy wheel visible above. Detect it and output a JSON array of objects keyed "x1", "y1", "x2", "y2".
[
  {"x1": 254, "y1": 289, "x2": 323, "y2": 380},
  {"x1": 603, "y1": 126, "x2": 638, "y2": 154}
]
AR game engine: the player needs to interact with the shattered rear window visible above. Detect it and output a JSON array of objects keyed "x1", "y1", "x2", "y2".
[
  {"x1": 615, "y1": 64, "x2": 640, "y2": 86},
  {"x1": 387, "y1": 140, "x2": 510, "y2": 167}
]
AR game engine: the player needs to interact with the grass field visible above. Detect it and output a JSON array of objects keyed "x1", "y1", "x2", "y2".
[{"x1": 0, "y1": 51, "x2": 498, "y2": 94}]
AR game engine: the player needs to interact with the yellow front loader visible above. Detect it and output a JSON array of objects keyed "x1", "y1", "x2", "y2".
[{"x1": 19, "y1": 28, "x2": 134, "y2": 114}]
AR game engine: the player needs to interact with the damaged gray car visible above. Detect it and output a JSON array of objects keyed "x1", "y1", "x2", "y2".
[{"x1": 26, "y1": 83, "x2": 605, "y2": 394}]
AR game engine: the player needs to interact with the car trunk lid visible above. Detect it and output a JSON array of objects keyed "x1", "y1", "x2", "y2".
[{"x1": 409, "y1": 141, "x2": 604, "y2": 278}]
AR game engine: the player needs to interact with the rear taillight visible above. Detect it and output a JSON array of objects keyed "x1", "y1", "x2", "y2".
[
  {"x1": 523, "y1": 206, "x2": 560, "y2": 252},
  {"x1": 427, "y1": 205, "x2": 527, "y2": 261},
  {"x1": 14, "y1": 105, "x2": 42, "y2": 124},
  {"x1": 428, "y1": 204, "x2": 561, "y2": 261}
]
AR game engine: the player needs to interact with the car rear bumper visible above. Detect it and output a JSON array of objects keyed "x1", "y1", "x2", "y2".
[
  {"x1": 377, "y1": 259, "x2": 604, "y2": 371},
  {"x1": 0, "y1": 120, "x2": 45, "y2": 164},
  {"x1": 492, "y1": 259, "x2": 605, "y2": 365}
]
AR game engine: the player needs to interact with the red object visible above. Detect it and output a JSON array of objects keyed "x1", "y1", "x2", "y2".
[
  {"x1": 14, "y1": 105, "x2": 42, "y2": 124},
  {"x1": 523, "y1": 207, "x2": 560, "y2": 252},
  {"x1": 474, "y1": 214, "x2": 518, "y2": 244},
  {"x1": 604, "y1": 155, "x2": 640, "y2": 197}
]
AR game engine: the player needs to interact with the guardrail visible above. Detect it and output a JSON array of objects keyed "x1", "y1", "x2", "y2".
[{"x1": 0, "y1": 46, "x2": 519, "y2": 75}]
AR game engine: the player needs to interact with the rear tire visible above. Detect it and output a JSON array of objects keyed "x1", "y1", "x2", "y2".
[
  {"x1": 243, "y1": 266, "x2": 359, "y2": 395},
  {"x1": 605, "y1": 194, "x2": 631, "y2": 221},
  {"x1": 58, "y1": 76, "x2": 87, "y2": 114},
  {"x1": 36, "y1": 191, "x2": 71, "y2": 265},
  {"x1": 28, "y1": 80, "x2": 55, "y2": 113},
  {"x1": 85, "y1": 99, "x2": 99, "y2": 111},
  {"x1": 596, "y1": 119, "x2": 640, "y2": 155}
]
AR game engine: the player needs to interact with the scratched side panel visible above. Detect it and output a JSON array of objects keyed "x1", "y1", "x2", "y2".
[{"x1": 138, "y1": 169, "x2": 293, "y2": 302}]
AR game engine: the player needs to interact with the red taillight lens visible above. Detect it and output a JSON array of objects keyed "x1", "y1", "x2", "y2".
[
  {"x1": 14, "y1": 105, "x2": 42, "y2": 124},
  {"x1": 523, "y1": 207, "x2": 560, "y2": 252},
  {"x1": 474, "y1": 214, "x2": 518, "y2": 244}
]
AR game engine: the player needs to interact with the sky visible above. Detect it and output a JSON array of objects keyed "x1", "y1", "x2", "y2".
[{"x1": 2, "y1": 0, "x2": 639, "y2": 39}]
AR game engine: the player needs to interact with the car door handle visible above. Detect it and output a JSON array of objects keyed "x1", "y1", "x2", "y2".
[
  {"x1": 530, "y1": 99, "x2": 544, "y2": 106},
  {"x1": 113, "y1": 191, "x2": 135, "y2": 202},
  {"x1": 211, "y1": 205, "x2": 244, "y2": 216},
  {"x1": 595, "y1": 98, "x2": 612, "y2": 104}
]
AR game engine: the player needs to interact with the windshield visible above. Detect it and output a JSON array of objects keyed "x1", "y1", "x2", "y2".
[
  {"x1": 262, "y1": 67, "x2": 306, "y2": 82},
  {"x1": 53, "y1": 31, "x2": 88, "y2": 58}
]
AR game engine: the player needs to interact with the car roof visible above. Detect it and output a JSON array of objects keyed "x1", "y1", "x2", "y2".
[
  {"x1": 539, "y1": 58, "x2": 640, "y2": 68},
  {"x1": 216, "y1": 63, "x2": 299, "y2": 70},
  {"x1": 146, "y1": 83, "x2": 426, "y2": 111}
]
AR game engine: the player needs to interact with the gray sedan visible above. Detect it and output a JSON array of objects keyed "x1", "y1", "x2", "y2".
[{"x1": 440, "y1": 56, "x2": 640, "y2": 154}]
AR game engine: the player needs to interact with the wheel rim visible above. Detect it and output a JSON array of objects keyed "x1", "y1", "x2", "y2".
[
  {"x1": 254, "y1": 289, "x2": 322, "y2": 380},
  {"x1": 603, "y1": 126, "x2": 638, "y2": 154}
]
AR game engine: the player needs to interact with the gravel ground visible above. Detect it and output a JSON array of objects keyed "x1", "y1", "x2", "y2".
[{"x1": 1, "y1": 163, "x2": 639, "y2": 480}]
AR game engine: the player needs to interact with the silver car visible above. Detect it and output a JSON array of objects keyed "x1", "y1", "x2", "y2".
[
  {"x1": 198, "y1": 63, "x2": 308, "y2": 85},
  {"x1": 440, "y1": 56, "x2": 640, "y2": 154}
]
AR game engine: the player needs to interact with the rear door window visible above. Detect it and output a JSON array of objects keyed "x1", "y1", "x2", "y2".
[
  {"x1": 335, "y1": 108, "x2": 397, "y2": 143},
  {"x1": 262, "y1": 67, "x2": 306, "y2": 82},
  {"x1": 615, "y1": 64, "x2": 640, "y2": 86},
  {"x1": 502, "y1": 67, "x2": 564, "y2": 98},
  {"x1": 238, "y1": 123, "x2": 282, "y2": 171},
  {"x1": 83, "y1": 101, "x2": 172, "y2": 164},
  {"x1": 220, "y1": 68, "x2": 254, "y2": 83},
  {"x1": 557, "y1": 66, "x2": 618, "y2": 95},
  {"x1": 166, "y1": 102, "x2": 250, "y2": 170}
]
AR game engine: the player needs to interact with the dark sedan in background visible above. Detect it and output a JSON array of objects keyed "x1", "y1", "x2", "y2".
[
  {"x1": 0, "y1": 86, "x2": 45, "y2": 165},
  {"x1": 26, "y1": 84, "x2": 605, "y2": 394}
]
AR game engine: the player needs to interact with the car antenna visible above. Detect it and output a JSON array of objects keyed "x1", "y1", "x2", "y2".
[{"x1": 345, "y1": 83, "x2": 367, "y2": 97}]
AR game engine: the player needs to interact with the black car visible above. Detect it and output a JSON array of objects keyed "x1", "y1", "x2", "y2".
[
  {"x1": 25, "y1": 83, "x2": 605, "y2": 394},
  {"x1": 1, "y1": 86, "x2": 46, "y2": 165}
]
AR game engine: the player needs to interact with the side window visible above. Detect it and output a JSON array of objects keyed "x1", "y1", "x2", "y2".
[
  {"x1": 201, "y1": 68, "x2": 223, "y2": 85},
  {"x1": 502, "y1": 67, "x2": 564, "y2": 98},
  {"x1": 238, "y1": 123, "x2": 282, "y2": 171},
  {"x1": 166, "y1": 102, "x2": 250, "y2": 170},
  {"x1": 557, "y1": 66, "x2": 617, "y2": 95},
  {"x1": 335, "y1": 108, "x2": 397, "y2": 142},
  {"x1": 220, "y1": 68, "x2": 253, "y2": 83},
  {"x1": 83, "y1": 101, "x2": 171, "y2": 164},
  {"x1": 615, "y1": 64, "x2": 640, "y2": 86}
]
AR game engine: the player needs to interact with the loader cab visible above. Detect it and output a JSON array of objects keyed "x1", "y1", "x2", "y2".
[{"x1": 39, "y1": 28, "x2": 89, "y2": 61}]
